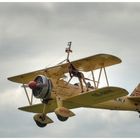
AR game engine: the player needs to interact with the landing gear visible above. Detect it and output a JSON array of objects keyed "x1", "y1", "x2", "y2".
[
  {"x1": 33, "y1": 113, "x2": 47, "y2": 128},
  {"x1": 55, "y1": 106, "x2": 75, "y2": 122},
  {"x1": 34, "y1": 119, "x2": 47, "y2": 128},
  {"x1": 56, "y1": 114, "x2": 69, "y2": 122},
  {"x1": 137, "y1": 111, "x2": 140, "y2": 118},
  {"x1": 55, "y1": 96, "x2": 75, "y2": 122},
  {"x1": 33, "y1": 113, "x2": 53, "y2": 128}
]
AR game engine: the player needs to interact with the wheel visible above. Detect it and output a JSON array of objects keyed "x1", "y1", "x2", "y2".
[
  {"x1": 34, "y1": 120, "x2": 47, "y2": 128},
  {"x1": 56, "y1": 114, "x2": 69, "y2": 122},
  {"x1": 33, "y1": 113, "x2": 47, "y2": 128}
]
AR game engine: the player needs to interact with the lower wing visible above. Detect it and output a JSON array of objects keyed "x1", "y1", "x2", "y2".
[{"x1": 19, "y1": 86, "x2": 128, "y2": 113}]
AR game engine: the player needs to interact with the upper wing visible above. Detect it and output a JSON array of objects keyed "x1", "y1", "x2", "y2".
[
  {"x1": 64, "y1": 53, "x2": 121, "y2": 72},
  {"x1": 7, "y1": 65, "x2": 65, "y2": 84},
  {"x1": 18, "y1": 86, "x2": 128, "y2": 114},
  {"x1": 8, "y1": 54, "x2": 121, "y2": 84}
]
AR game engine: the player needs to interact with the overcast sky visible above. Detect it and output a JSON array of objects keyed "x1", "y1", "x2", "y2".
[{"x1": 1, "y1": 2, "x2": 140, "y2": 138}]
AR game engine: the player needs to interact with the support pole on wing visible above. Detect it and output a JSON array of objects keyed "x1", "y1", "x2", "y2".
[
  {"x1": 94, "y1": 66, "x2": 109, "y2": 89},
  {"x1": 57, "y1": 41, "x2": 73, "y2": 65},
  {"x1": 103, "y1": 67, "x2": 109, "y2": 87},
  {"x1": 22, "y1": 84, "x2": 32, "y2": 106},
  {"x1": 97, "y1": 67, "x2": 102, "y2": 88},
  {"x1": 21, "y1": 78, "x2": 34, "y2": 106},
  {"x1": 91, "y1": 70, "x2": 97, "y2": 89},
  {"x1": 66, "y1": 41, "x2": 72, "y2": 62},
  {"x1": 30, "y1": 93, "x2": 33, "y2": 105}
]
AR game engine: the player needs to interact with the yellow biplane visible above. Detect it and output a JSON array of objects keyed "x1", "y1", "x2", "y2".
[{"x1": 8, "y1": 42, "x2": 139, "y2": 128}]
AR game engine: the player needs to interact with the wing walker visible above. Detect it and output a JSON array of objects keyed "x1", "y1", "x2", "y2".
[{"x1": 8, "y1": 42, "x2": 140, "y2": 128}]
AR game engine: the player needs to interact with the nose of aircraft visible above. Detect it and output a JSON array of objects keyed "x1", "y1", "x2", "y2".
[{"x1": 28, "y1": 81, "x2": 37, "y2": 89}]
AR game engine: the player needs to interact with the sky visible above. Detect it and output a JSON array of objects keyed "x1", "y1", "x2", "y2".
[{"x1": 1, "y1": 2, "x2": 140, "y2": 138}]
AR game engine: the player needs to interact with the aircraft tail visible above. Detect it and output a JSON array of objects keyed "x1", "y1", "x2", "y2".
[{"x1": 130, "y1": 83, "x2": 140, "y2": 96}]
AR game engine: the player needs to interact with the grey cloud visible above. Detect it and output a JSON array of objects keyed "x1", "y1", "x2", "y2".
[
  {"x1": 1, "y1": 2, "x2": 140, "y2": 138},
  {"x1": 0, "y1": 3, "x2": 56, "y2": 61}
]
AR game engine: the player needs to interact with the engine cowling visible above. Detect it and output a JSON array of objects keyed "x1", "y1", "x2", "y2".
[{"x1": 29, "y1": 75, "x2": 53, "y2": 100}]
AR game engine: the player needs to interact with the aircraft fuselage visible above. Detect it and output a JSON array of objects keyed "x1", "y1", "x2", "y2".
[{"x1": 88, "y1": 96, "x2": 140, "y2": 112}]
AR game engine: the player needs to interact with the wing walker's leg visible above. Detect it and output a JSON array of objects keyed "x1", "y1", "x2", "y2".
[
  {"x1": 82, "y1": 79, "x2": 87, "y2": 91},
  {"x1": 78, "y1": 78, "x2": 84, "y2": 92},
  {"x1": 79, "y1": 73, "x2": 89, "y2": 92}
]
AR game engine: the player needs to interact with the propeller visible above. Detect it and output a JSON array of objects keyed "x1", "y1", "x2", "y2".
[
  {"x1": 21, "y1": 75, "x2": 53, "y2": 100},
  {"x1": 28, "y1": 81, "x2": 47, "y2": 90},
  {"x1": 28, "y1": 81, "x2": 37, "y2": 89}
]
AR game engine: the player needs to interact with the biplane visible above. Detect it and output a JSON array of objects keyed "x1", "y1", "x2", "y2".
[{"x1": 8, "y1": 42, "x2": 140, "y2": 128}]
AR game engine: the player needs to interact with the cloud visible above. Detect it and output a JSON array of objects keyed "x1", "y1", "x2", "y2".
[{"x1": 1, "y1": 2, "x2": 140, "y2": 138}]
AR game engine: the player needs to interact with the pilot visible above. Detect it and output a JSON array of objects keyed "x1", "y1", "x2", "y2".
[{"x1": 67, "y1": 60, "x2": 88, "y2": 92}]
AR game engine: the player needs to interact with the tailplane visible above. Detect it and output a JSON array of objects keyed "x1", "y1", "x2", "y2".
[{"x1": 130, "y1": 83, "x2": 140, "y2": 96}]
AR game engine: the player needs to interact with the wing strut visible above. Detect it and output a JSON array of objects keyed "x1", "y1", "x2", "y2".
[
  {"x1": 97, "y1": 67, "x2": 102, "y2": 88},
  {"x1": 91, "y1": 66, "x2": 109, "y2": 89},
  {"x1": 57, "y1": 41, "x2": 73, "y2": 65},
  {"x1": 103, "y1": 67, "x2": 109, "y2": 87},
  {"x1": 91, "y1": 70, "x2": 97, "y2": 89},
  {"x1": 22, "y1": 84, "x2": 33, "y2": 106}
]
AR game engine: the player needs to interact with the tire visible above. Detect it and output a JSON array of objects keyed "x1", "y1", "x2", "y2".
[
  {"x1": 34, "y1": 120, "x2": 47, "y2": 128},
  {"x1": 56, "y1": 114, "x2": 69, "y2": 122},
  {"x1": 33, "y1": 113, "x2": 47, "y2": 128}
]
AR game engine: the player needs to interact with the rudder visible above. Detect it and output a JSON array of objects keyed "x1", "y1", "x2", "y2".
[{"x1": 130, "y1": 83, "x2": 140, "y2": 96}]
